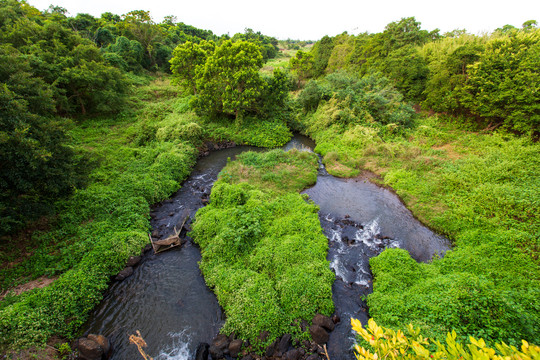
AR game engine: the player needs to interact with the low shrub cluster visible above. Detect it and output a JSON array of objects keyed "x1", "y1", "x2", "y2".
[
  {"x1": 191, "y1": 150, "x2": 334, "y2": 348},
  {"x1": 294, "y1": 71, "x2": 415, "y2": 177},
  {"x1": 352, "y1": 318, "x2": 540, "y2": 359}
]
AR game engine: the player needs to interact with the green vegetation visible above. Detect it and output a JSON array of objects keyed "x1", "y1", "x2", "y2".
[
  {"x1": 170, "y1": 39, "x2": 291, "y2": 120},
  {"x1": 352, "y1": 318, "x2": 540, "y2": 359},
  {"x1": 294, "y1": 78, "x2": 539, "y2": 344},
  {"x1": 294, "y1": 18, "x2": 540, "y2": 136},
  {"x1": 191, "y1": 150, "x2": 334, "y2": 347},
  {"x1": 294, "y1": 71, "x2": 415, "y2": 176},
  {"x1": 1, "y1": 0, "x2": 539, "y2": 355},
  {"x1": 0, "y1": 1, "x2": 289, "y2": 348},
  {"x1": 0, "y1": 80, "x2": 198, "y2": 349}
]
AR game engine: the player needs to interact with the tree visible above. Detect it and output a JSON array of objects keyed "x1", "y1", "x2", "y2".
[
  {"x1": 290, "y1": 50, "x2": 314, "y2": 84},
  {"x1": 522, "y1": 20, "x2": 538, "y2": 30},
  {"x1": 421, "y1": 34, "x2": 486, "y2": 114},
  {"x1": 0, "y1": 45, "x2": 82, "y2": 234},
  {"x1": 169, "y1": 40, "x2": 215, "y2": 94},
  {"x1": 194, "y1": 40, "x2": 265, "y2": 118},
  {"x1": 382, "y1": 45, "x2": 428, "y2": 102},
  {"x1": 310, "y1": 35, "x2": 334, "y2": 77},
  {"x1": 462, "y1": 30, "x2": 540, "y2": 134},
  {"x1": 119, "y1": 10, "x2": 164, "y2": 68}
]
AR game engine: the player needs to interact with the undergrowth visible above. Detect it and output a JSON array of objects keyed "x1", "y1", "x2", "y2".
[
  {"x1": 0, "y1": 77, "x2": 293, "y2": 351},
  {"x1": 295, "y1": 72, "x2": 540, "y2": 346},
  {"x1": 191, "y1": 149, "x2": 334, "y2": 350}
]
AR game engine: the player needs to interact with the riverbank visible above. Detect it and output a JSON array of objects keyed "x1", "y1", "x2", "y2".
[
  {"x1": 295, "y1": 100, "x2": 540, "y2": 344},
  {"x1": 0, "y1": 77, "x2": 293, "y2": 355}
]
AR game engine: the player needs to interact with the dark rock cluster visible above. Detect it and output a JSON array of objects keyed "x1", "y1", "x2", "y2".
[
  {"x1": 199, "y1": 141, "x2": 237, "y2": 157},
  {"x1": 199, "y1": 313, "x2": 339, "y2": 360},
  {"x1": 114, "y1": 254, "x2": 142, "y2": 281}
]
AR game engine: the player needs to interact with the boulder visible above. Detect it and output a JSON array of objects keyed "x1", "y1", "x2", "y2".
[
  {"x1": 126, "y1": 256, "x2": 142, "y2": 267},
  {"x1": 312, "y1": 314, "x2": 335, "y2": 331},
  {"x1": 195, "y1": 343, "x2": 209, "y2": 360},
  {"x1": 241, "y1": 356, "x2": 253, "y2": 360},
  {"x1": 212, "y1": 334, "x2": 230, "y2": 351},
  {"x1": 78, "y1": 338, "x2": 103, "y2": 360},
  {"x1": 277, "y1": 334, "x2": 292, "y2": 354},
  {"x1": 309, "y1": 325, "x2": 329, "y2": 345},
  {"x1": 229, "y1": 339, "x2": 243, "y2": 358},
  {"x1": 285, "y1": 349, "x2": 301, "y2": 360},
  {"x1": 151, "y1": 230, "x2": 159, "y2": 237},
  {"x1": 86, "y1": 334, "x2": 110, "y2": 355},
  {"x1": 265, "y1": 339, "x2": 278, "y2": 358},
  {"x1": 115, "y1": 267, "x2": 133, "y2": 281},
  {"x1": 306, "y1": 354, "x2": 319, "y2": 360},
  {"x1": 332, "y1": 314, "x2": 340, "y2": 324},
  {"x1": 209, "y1": 345, "x2": 223, "y2": 360}
]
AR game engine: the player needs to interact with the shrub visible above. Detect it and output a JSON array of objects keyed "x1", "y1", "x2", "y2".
[{"x1": 352, "y1": 318, "x2": 540, "y2": 360}]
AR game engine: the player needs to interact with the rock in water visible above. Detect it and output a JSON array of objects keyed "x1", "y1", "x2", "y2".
[
  {"x1": 126, "y1": 256, "x2": 141, "y2": 267},
  {"x1": 312, "y1": 314, "x2": 335, "y2": 331},
  {"x1": 195, "y1": 343, "x2": 209, "y2": 360},
  {"x1": 115, "y1": 267, "x2": 133, "y2": 281},
  {"x1": 86, "y1": 334, "x2": 110, "y2": 356},
  {"x1": 229, "y1": 339, "x2": 243, "y2": 358},
  {"x1": 309, "y1": 324, "x2": 329, "y2": 345},
  {"x1": 78, "y1": 338, "x2": 104, "y2": 360}
]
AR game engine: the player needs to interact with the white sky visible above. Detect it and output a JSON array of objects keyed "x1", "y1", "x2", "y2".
[{"x1": 27, "y1": 0, "x2": 540, "y2": 40}]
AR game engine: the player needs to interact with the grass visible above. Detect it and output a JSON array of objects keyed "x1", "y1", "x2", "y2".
[{"x1": 219, "y1": 148, "x2": 318, "y2": 193}]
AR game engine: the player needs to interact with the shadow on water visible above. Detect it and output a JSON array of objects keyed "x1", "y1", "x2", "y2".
[{"x1": 83, "y1": 134, "x2": 450, "y2": 360}]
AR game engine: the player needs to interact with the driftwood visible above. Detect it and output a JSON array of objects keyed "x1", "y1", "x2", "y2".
[
  {"x1": 149, "y1": 209, "x2": 190, "y2": 254},
  {"x1": 129, "y1": 330, "x2": 153, "y2": 360}
]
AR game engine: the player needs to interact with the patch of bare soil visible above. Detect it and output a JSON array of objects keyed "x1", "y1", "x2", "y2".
[{"x1": 0, "y1": 276, "x2": 57, "y2": 300}]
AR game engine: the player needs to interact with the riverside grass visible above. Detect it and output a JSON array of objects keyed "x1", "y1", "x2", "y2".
[
  {"x1": 296, "y1": 90, "x2": 540, "y2": 345},
  {"x1": 0, "y1": 78, "x2": 294, "y2": 351},
  {"x1": 191, "y1": 149, "x2": 334, "y2": 349}
]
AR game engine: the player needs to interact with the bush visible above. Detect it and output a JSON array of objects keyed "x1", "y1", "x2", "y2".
[
  {"x1": 351, "y1": 318, "x2": 540, "y2": 360},
  {"x1": 191, "y1": 150, "x2": 334, "y2": 349}
]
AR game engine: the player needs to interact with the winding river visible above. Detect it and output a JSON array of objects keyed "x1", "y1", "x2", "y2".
[{"x1": 83, "y1": 135, "x2": 450, "y2": 360}]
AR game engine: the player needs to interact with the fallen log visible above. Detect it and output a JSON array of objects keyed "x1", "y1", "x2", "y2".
[{"x1": 149, "y1": 209, "x2": 190, "y2": 254}]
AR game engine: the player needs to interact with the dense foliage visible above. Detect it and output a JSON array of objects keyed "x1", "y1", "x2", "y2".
[
  {"x1": 292, "y1": 21, "x2": 539, "y2": 343},
  {"x1": 170, "y1": 39, "x2": 291, "y2": 119},
  {"x1": 0, "y1": 81, "x2": 198, "y2": 348},
  {"x1": 1, "y1": 1, "x2": 539, "y2": 355},
  {"x1": 294, "y1": 71, "x2": 415, "y2": 176},
  {"x1": 192, "y1": 150, "x2": 334, "y2": 347},
  {"x1": 294, "y1": 92, "x2": 540, "y2": 344},
  {"x1": 352, "y1": 318, "x2": 540, "y2": 359},
  {"x1": 295, "y1": 17, "x2": 540, "y2": 136}
]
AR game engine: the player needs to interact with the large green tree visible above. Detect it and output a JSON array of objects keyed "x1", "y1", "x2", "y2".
[
  {"x1": 194, "y1": 40, "x2": 265, "y2": 118},
  {"x1": 169, "y1": 40, "x2": 215, "y2": 94},
  {"x1": 462, "y1": 29, "x2": 540, "y2": 134},
  {"x1": 0, "y1": 45, "x2": 81, "y2": 234}
]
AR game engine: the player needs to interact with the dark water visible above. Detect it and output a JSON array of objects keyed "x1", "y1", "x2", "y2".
[
  {"x1": 82, "y1": 144, "x2": 262, "y2": 360},
  {"x1": 303, "y1": 174, "x2": 450, "y2": 360},
  {"x1": 83, "y1": 134, "x2": 449, "y2": 360}
]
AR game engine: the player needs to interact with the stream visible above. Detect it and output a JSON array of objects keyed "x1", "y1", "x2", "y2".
[{"x1": 83, "y1": 135, "x2": 450, "y2": 360}]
